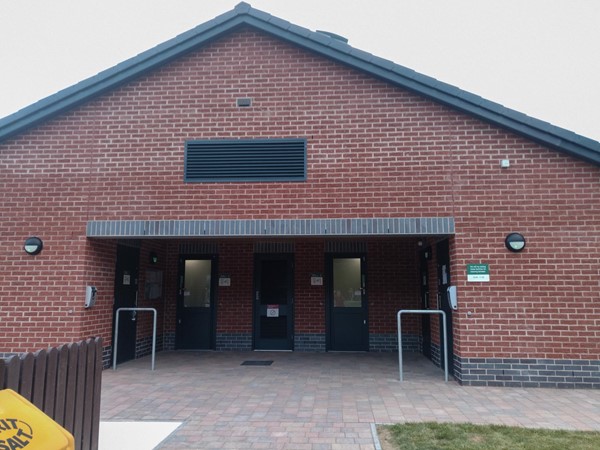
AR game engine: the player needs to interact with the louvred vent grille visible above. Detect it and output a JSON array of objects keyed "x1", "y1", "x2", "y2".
[{"x1": 185, "y1": 139, "x2": 306, "y2": 182}]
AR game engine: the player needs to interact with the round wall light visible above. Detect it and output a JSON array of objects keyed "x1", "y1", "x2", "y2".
[
  {"x1": 149, "y1": 252, "x2": 158, "y2": 264},
  {"x1": 505, "y1": 233, "x2": 526, "y2": 252},
  {"x1": 24, "y1": 236, "x2": 44, "y2": 255}
]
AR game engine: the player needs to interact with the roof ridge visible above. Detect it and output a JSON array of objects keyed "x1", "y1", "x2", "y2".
[{"x1": 234, "y1": 2, "x2": 252, "y2": 12}]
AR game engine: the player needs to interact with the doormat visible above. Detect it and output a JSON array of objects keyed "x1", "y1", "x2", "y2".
[{"x1": 241, "y1": 360, "x2": 273, "y2": 366}]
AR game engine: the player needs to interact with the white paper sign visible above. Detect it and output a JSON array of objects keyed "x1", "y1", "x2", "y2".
[
  {"x1": 266, "y1": 305, "x2": 279, "y2": 317},
  {"x1": 311, "y1": 275, "x2": 323, "y2": 286}
]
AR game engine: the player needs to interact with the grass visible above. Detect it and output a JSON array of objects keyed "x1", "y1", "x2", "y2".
[{"x1": 377, "y1": 422, "x2": 600, "y2": 450}]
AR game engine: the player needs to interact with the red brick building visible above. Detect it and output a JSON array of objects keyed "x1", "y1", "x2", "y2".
[{"x1": 1, "y1": 3, "x2": 599, "y2": 387}]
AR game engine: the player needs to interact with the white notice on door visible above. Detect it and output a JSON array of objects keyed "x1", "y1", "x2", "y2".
[{"x1": 266, "y1": 305, "x2": 279, "y2": 317}]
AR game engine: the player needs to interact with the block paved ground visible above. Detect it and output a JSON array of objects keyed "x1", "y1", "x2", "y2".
[{"x1": 100, "y1": 351, "x2": 600, "y2": 449}]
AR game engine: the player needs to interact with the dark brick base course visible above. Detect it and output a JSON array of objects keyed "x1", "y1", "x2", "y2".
[
  {"x1": 163, "y1": 331, "x2": 176, "y2": 351},
  {"x1": 136, "y1": 334, "x2": 164, "y2": 358},
  {"x1": 295, "y1": 333, "x2": 326, "y2": 352},
  {"x1": 102, "y1": 345, "x2": 112, "y2": 368},
  {"x1": 216, "y1": 332, "x2": 252, "y2": 350},
  {"x1": 428, "y1": 342, "x2": 460, "y2": 379},
  {"x1": 431, "y1": 342, "x2": 441, "y2": 368},
  {"x1": 369, "y1": 333, "x2": 421, "y2": 352},
  {"x1": 456, "y1": 356, "x2": 600, "y2": 388}
]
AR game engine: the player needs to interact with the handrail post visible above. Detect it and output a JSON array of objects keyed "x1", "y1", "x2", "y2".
[
  {"x1": 112, "y1": 307, "x2": 157, "y2": 371},
  {"x1": 151, "y1": 308, "x2": 157, "y2": 371},
  {"x1": 112, "y1": 309, "x2": 121, "y2": 370},
  {"x1": 441, "y1": 310, "x2": 448, "y2": 382},
  {"x1": 397, "y1": 310, "x2": 403, "y2": 381}
]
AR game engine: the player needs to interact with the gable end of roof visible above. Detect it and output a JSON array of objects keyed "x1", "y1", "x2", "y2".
[{"x1": 1, "y1": 2, "x2": 599, "y2": 166}]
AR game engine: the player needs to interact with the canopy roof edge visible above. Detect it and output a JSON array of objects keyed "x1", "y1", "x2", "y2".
[{"x1": 86, "y1": 218, "x2": 455, "y2": 238}]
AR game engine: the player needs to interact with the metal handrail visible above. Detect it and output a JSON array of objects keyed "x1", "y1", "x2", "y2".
[
  {"x1": 113, "y1": 307, "x2": 157, "y2": 371},
  {"x1": 397, "y1": 309, "x2": 448, "y2": 382}
]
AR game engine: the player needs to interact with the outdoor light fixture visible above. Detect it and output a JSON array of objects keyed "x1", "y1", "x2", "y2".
[
  {"x1": 149, "y1": 252, "x2": 158, "y2": 264},
  {"x1": 505, "y1": 233, "x2": 526, "y2": 252},
  {"x1": 24, "y1": 237, "x2": 43, "y2": 255}
]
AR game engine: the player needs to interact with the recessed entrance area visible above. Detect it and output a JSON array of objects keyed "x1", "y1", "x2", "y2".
[{"x1": 96, "y1": 220, "x2": 455, "y2": 376}]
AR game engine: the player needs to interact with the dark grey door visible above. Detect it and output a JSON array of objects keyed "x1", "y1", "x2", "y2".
[
  {"x1": 420, "y1": 247, "x2": 432, "y2": 359},
  {"x1": 437, "y1": 240, "x2": 454, "y2": 375},
  {"x1": 254, "y1": 254, "x2": 294, "y2": 350},
  {"x1": 328, "y1": 255, "x2": 368, "y2": 351},
  {"x1": 113, "y1": 245, "x2": 139, "y2": 364},
  {"x1": 176, "y1": 257, "x2": 216, "y2": 350}
]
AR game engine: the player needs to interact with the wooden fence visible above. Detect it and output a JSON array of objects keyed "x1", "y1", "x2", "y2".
[{"x1": 0, "y1": 337, "x2": 103, "y2": 450}]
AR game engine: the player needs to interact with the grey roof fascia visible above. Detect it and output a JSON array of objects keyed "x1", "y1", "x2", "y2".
[
  {"x1": 1, "y1": 1, "x2": 599, "y2": 166},
  {"x1": 86, "y1": 217, "x2": 456, "y2": 238}
]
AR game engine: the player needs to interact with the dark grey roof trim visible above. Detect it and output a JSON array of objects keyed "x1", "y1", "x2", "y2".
[
  {"x1": 86, "y1": 217, "x2": 455, "y2": 238},
  {"x1": 1, "y1": 2, "x2": 599, "y2": 166}
]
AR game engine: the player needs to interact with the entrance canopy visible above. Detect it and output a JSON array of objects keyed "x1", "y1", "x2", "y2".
[{"x1": 86, "y1": 217, "x2": 455, "y2": 238}]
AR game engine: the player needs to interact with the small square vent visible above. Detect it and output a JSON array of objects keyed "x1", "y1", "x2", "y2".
[{"x1": 236, "y1": 97, "x2": 252, "y2": 107}]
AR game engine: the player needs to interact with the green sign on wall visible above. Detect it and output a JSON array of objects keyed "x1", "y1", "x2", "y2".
[{"x1": 466, "y1": 263, "x2": 489, "y2": 282}]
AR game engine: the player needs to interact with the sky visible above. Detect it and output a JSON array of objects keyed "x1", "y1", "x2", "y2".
[{"x1": 1, "y1": 0, "x2": 599, "y2": 142}]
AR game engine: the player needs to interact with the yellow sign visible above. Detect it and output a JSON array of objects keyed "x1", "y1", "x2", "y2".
[{"x1": 0, "y1": 389, "x2": 74, "y2": 450}]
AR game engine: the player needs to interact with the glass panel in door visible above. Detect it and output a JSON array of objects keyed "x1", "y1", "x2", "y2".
[
  {"x1": 333, "y1": 258, "x2": 363, "y2": 308},
  {"x1": 183, "y1": 260, "x2": 212, "y2": 307}
]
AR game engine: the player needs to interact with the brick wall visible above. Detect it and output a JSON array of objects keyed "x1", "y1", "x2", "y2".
[
  {"x1": 295, "y1": 241, "x2": 326, "y2": 335},
  {"x1": 81, "y1": 239, "x2": 117, "y2": 344},
  {"x1": 450, "y1": 164, "x2": 599, "y2": 361},
  {"x1": 368, "y1": 239, "x2": 420, "y2": 335},
  {"x1": 216, "y1": 241, "x2": 253, "y2": 335},
  {"x1": 1, "y1": 27, "x2": 598, "y2": 367}
]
